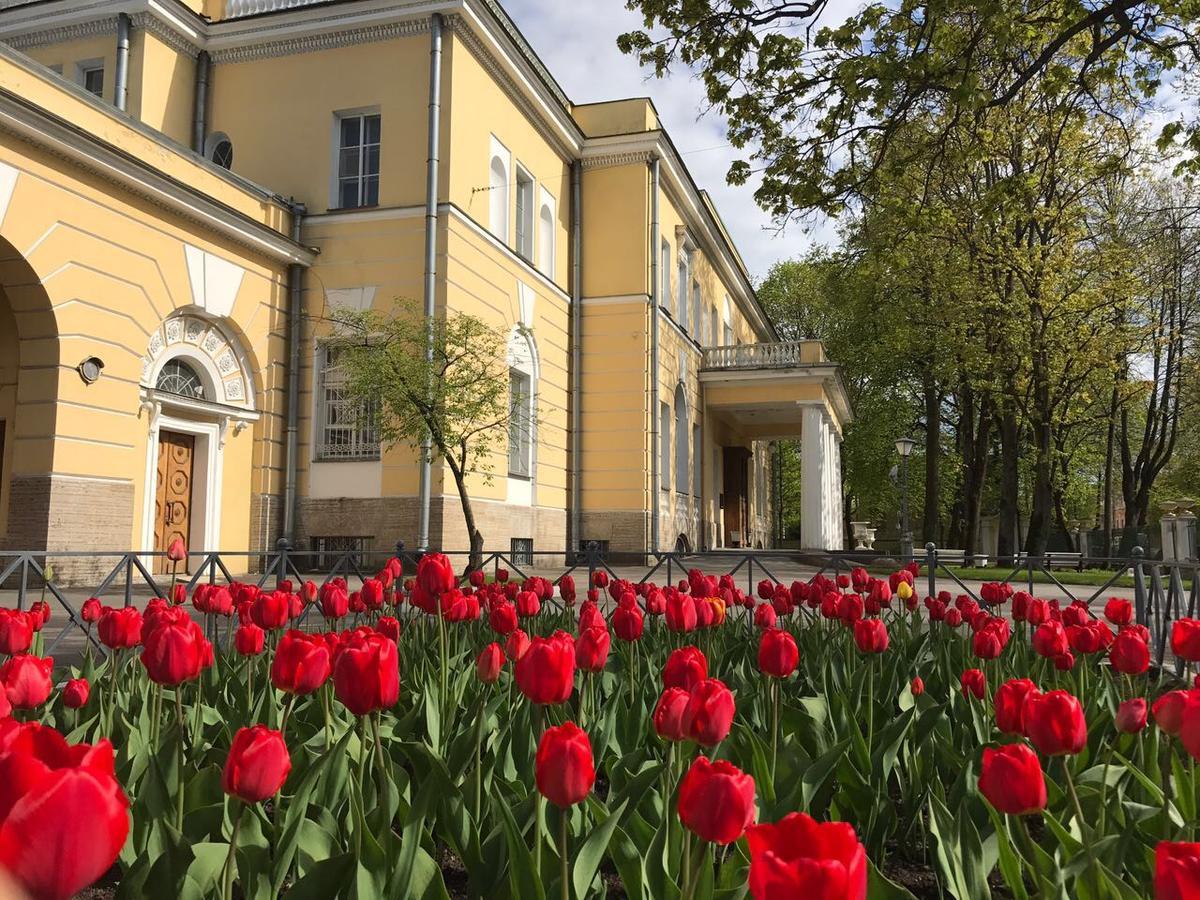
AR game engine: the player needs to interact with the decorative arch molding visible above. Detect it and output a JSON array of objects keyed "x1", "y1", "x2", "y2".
[{"x1": 141, "y1": 313, "x2": 256, "y2": 411}]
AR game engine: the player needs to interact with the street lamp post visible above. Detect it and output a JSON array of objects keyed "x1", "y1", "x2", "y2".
[{"x1": 895, "y1": 437, "x2": 916, "y2": 562}]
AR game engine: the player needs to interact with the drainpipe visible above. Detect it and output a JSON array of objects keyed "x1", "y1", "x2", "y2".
[
  {"x1": 114, "y1": 13, "x2": 131, "y2": 112},
  {"x1": 416, "y1": 12, "x2": 444, "y2": 552},
  {"x1": 649, "y1": 157, "x2": 661, "y2": 555},
  {"x1": 282, "y1": 202, "x2": 307, "y2": 543},
  {"x1": 192, "y1": 51, "x2": 211, "y2": 154},
  {"x1": 569, "y1": 159, "x2": 583, "y2": 556}
]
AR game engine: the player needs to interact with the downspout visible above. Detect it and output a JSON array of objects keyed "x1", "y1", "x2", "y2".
[
  {"x1": 649, "y1": 157, "x2": 661, "y2": 555},
  {"x1": 192, "y1": 51, "x2": 211, "y2": 154},
  {"x1": 416, "y1": 12, "x2": 444, "y2": 551},
  {"x1": 114, "y1": 13, "x2": 131, "y2": 113},
  {"x1": 569, "y1": 159, "x2": 583, "y2": 555},
  {"x1": 282, "y1": 202, "x2": 307, "y2": 543}
]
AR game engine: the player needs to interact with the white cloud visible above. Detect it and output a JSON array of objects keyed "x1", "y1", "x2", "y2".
[{"x1": 502, "y1": 0, "x2": 842, "y2": 280}]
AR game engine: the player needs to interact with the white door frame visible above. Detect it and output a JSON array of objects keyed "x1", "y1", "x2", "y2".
[{"x1": 139, "y1": 410, "x2": 223, "y2": 558}]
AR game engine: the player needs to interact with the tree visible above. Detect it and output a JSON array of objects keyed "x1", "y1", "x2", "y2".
[
  {"x1": 329, "y1": 302, "x2": 523, "y2": 570},
  {"x1": 620, "y1": 0, "x2": 1199, "y2": 216}
]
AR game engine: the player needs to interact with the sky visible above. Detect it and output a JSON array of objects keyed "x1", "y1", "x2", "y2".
[{"x1": 502, "y1": 0, "x2": 843, "y2": 281}]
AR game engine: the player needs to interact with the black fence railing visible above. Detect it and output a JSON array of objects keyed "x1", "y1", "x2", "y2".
[{"x1": 0, "y1": 542, "x2": 1195, "y2": 670}]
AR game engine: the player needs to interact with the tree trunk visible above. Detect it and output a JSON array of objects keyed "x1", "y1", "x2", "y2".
[
  {"x1": 1024, "y1": 417, "x2": 1054, "y2": 556},
  {"x1": 997, "y1": 410, "x2": 1021, "y2": 565},
  {"x1": 922, "y1": 366, "x2": 941, "y2": 545},
  {"x1": 447, "y1": 455, "x2": 485, "y2": 572},
  {"x1": 1102, "y1": 383, "x2": 1117, "y2": 559}
]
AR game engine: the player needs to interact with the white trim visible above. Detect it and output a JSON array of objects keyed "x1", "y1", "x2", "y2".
[
  {"x1": 580, "y1": 293, "x2": 649, "y2": 306},
  {"x1": 513, "y1": 159, "x2": 535, "y2": 261},
  {"x1": 305, "y1": 204, "x2": 422, "y2": 225},
  {"x1": 537, "y1": 185, "x2": 555, "y2": 277},
  {"x1": 488, "y1": 135, "x2": 511, "y2": 243}
]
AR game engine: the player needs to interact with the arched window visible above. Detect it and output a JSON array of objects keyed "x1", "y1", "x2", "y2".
[
  {"x1": 489, "y1": 153, "x2": 510, "y2": 242},
  {"x1": 674, "y1": 384, "x2": 688, "y2": 493},
  {"x1": 507, "y1": 329, "x2": 537, "y2": 480},
  {"x1": 156, "y1": 359, "x2": 206, "y2": 399},
  {"x1": 538, "y1": 201, "x2": 555, "y2": 275},
  {"x1": 204, "y1": 132, "x2": 233, "y2": 170}
]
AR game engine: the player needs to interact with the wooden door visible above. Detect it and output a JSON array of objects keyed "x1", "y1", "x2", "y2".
[
  {"x1": 154, "y1": 431, "x2": 195, "y2": 573},
  {"x1": 722, "y1": 447, "x2": 751, "y2": 548}
]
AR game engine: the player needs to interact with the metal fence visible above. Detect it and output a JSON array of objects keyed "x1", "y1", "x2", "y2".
[{"x1": 0, "y1": 541, "x2": 1195, "y2": 671}]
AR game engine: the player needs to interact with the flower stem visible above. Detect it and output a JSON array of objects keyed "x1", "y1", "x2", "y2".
[
  {"x1": 174, "y1": 689, "x2": 186, "y2": 832},
  {"x1": 559, "y1": 811, "x2": 570, "y2": 900},
  {"x1": 222, "y1": 802, "x2": 245, "y2": 900}
]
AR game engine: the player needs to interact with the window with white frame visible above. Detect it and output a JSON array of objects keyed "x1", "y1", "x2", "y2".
[
  {"x1": 508, "y1": 369, "x2": 533, "y2": 477},
  {"x1": 659, "y1": 401, "x2": 671, "y2": 490},
  {"x1": 710, "y1": 306, "x2": 718, "y2": 347},
  {"x1": 489, "y1": 140, "x2": 511, "y2": 241},
  {"x1": 316, "y1": 346, "x2": 379, "y2": 460},
  {"x1": 674, "y1": 386, "x2": 688, "y2": 494},
  {"x1": 660, "y1": 239, "x2": 671, "y2": 308},
  {"x1": 77, "y1": 61, "x2": 104, "y2": 97},
  {"x1": 538, "y1": 190, "x2": 556, "y2": 276},
  {"x1": 515, "y1": 165, "x2": 535, "y2": 261},
  {"x1": 677, "y1": 253, "x2": 689, "y2": 325},
  {"x1": 722, "y1": 296, "x2": 734, "y2": 346},
  {"x1": 334, "y1": 112, "x2": 380, "y2": 209},
  {"x1": 692, "y1": 424, "x2": 702, "y2": 497},
  {"x1": 691, "y1": 280, "x2": 701, "y2": 341}
]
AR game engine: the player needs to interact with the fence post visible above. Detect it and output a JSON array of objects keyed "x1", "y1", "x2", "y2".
[
  {"x1": 925, "y1": 543, "x2": 937, "y2": 600},
  {"x1": 276, "y1": 537, "x2": 291, "y2": 589},
  {"x1": 585, "y1": 541, "x2": 599, "y2": 596},
  {"x1": 1132, "y1": 546, "x2": 1146, "y2": 626}
]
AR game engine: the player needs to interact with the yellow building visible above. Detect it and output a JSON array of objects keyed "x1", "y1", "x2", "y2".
[{"x1": 0, "y1": 0, "x2": 850, "y2": 577}]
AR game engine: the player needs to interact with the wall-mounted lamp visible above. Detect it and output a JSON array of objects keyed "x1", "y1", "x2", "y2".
[{"x1": 77, "y1": 356, "x2": 104, "y2": 384}]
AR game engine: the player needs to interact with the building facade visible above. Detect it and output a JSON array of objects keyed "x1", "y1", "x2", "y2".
[{"x1": 0, "y1": 0, "x2": 850, "y2": 575}]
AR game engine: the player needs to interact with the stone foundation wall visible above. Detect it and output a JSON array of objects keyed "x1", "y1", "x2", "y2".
[{"x1": 579, "y1": 510, "x2": 651, "y2": 557}]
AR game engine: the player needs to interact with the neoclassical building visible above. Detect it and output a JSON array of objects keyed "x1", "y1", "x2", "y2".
[{"x1": 0, "y1": 0, "x2": 850, "y2": 575}]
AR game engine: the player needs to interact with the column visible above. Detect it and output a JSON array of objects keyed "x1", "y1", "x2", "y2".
[
  {"x1": 801, "y1": 405, "x2": 828, "y2": 550},
  {"x1": 830, "y1": 429, "x2": 844, "y2": 549}
]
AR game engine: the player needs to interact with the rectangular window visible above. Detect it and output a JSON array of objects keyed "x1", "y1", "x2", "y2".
[
  {"x1": 508, "y1": 369, "x2": 533, "y2": 477},
  {"x1": 691, "y1": 281, "x2": 701, "y2": 340},
  {"x1": 692, "y1": 424, "x2": 701, "y2": 497},
  {"x1": 317, "y1": 346, "x2": 379, "y2": 460},
  {"x1": 659, "y1": 401, "x2": 671, "y2": 490},
  {"x1": 677, "y1": 253, "x2": 688, "y2": 324},
  {"x1": 660, "y1": 239, "x2": 671, "y2": 309},
  {"x1": 77, "y1": 61, "x2": 103, "y2": 97},
  {"x1": 515, "y1": 165, "x2": 535, "y2": 260},
  {"x1": 710, "y1": 306, "x2": 718, "y2": 347},
  {"x1": 335, "y1": 112, "x2": 381, "y2": 209}
]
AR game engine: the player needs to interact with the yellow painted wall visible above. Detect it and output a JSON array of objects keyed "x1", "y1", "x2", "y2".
[
  {"x1": 207, "y1": 35, "x2": 432, "y2": 214},
  {"x1": 572, "y1": 98, "x2": 658, "y2": 138},
  {"x1": 579, "y1": 163, "x2": 647, "y2": 299},
  {"x1": 128, "y1": 30, "x2": 196, "y2": 148},
  {"x1": 23, "y1": 35, "x2": 118, "y2": 105}
]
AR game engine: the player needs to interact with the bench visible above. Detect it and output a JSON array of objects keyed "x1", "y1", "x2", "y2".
[
  {"x1": 933, "y1": 549, "x2": 990, "y2": 568},
  {"x1": 1016, "y1": 551, "x2": 1083, "y2": 570}
]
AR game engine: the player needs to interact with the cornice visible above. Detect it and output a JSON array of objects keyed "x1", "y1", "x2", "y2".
[
  {"x1": 5, "y1": 17, "x2": 117, "y2": 50},
  {"x1": 131, "y1": 12, "x2": 202, "y2": 58},
  {"x1": 472, "y1": 0, "x2": 568, "y2": 108},
  {"x1": 210, "y1": 17, "x2": 430, "y2": 63},
  {"x1": 581, "y1": 150, "x2": 655, "y2": 171}
]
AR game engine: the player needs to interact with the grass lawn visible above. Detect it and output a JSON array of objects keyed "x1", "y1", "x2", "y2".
[{"x1": 942, "y1": 565, "x2": 1194, "y2": 592}]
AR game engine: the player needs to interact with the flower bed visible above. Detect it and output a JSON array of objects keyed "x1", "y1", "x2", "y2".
[{"x1": 0, "y1": 556, "x2": 1194, "y2": 898}]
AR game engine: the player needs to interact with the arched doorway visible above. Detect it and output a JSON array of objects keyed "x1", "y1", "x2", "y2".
[{"x1": 138, "y1": 314, "x2": 257, "y2": 571}]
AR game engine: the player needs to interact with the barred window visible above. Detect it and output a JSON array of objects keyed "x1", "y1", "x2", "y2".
[{"x1": 317, "y1": 347, "x2": 379, "y2": 460}]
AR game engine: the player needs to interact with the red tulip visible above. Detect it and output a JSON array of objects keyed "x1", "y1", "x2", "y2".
[
  {"x1": 0, "y1": 722, "x2": 129, "y2": 900},
  {"x1": 251, "y1": 590, "x2": 290, "y2": 630},
  {"x1": 63, "y1": 678, "x2": 90, "y2": 710},
  {"x1": 166, "y1": 537, "x2": 187, "y2": 562},
  {"x1": 1173, "y1": 619, "x2": 1200, "y2": 662},
  {"x1": 417, "y1": 553, "x2": 457, "y2": 596},
  {"x1": 612, "y1": 604, "x2": 645, "y2": 641},
  {"x1": 476, "y1": 643, "x2": 505, "y2": 683},
  {"x1": 360, "y1": 578, "x2": 384, "y2": 611},
  {"x1": 1, "y1": 655, "x2": 53, "y2": 709},
  {"x1": 961, "y1": 668, "x2": 986, "y2": 700},
  {"x1": 376, "y1": 616, "x2": 401, "y2": 643},
  {"x1": 1116, "y1": 698, "x2": 1148, "y2": 734},
  {"x1": 222, "y1": 725, "x2": 291, "y2": 804},
  {"x1": 978, "y1": 744, "x2": 1047, "y2": 815},
  {"x1": 19, "y1": 603, "x2": 42, "y2": 631},
  {"x1": 662, "y1": 646, "x2": 707, "y2": 692},
  {"x1": 234, "y1": 624, "x2": 265, "y2": 656},
  {"x1": 994, "y1": 679, "x2": 1039, "y2": 736},
  {"x1": 853, "y1": 618, "x2": 888, "y2": 654},
  {"x1": 682, "y1": 678, "x2": 736, "y2": 746},
  {"x1": 910, "y1": 676, "x2": 925, "y2": 696},
  {"x1": 678, "y1": 756, "x2": 756, "y2": 844},
  {"x1": 1104, "y1": 598, "x2": 1133, "y2": 627},
  {"x1": 320, "y1": 585, "x2": 349, "y2": 620},
  {"x1": 1053, "y1": 651, "x2": 1076, "y2": 672},
  {"x1": 1023, "y1": 689, "x2": 1087, "y2": 756},
  {"x1": 754, "y1": 603, "x2": 777, "y2": 630},
  {"x1": 271, "y1": 630, "x2": 332, "y2": 696},
  {"x1": 1032, "y1": 621, "x2": 1069, "y2": 658},
  {"x1": 333, "y1": 631, "x2": 400, "y2": 715},
  {"x1": 1156, "y1": 841, "x2": 1200, "y2": 900},
  {"x1": 516, "y1": 590, "x2": 541, "y2": 619},
  {"x1": 535, "y1": 722, "x2": 595, "y2": 808},
  {"x1": 0, "y1": 609, "x2": 33, "y2": 656},
  {"x1": 665, "y1": 592, "x2": 698, "y2": 633},
  {"x1": 746, "y1": 812, "x2": 867, "y2": 900},
  {"x1": 97, "y1": 607, "x2": 142, "y2": 649},
  {"x1": 653, "y1": 688, "x2": 690, "y2": 741},
  {"x1": 1155, "y1": 690, "x2": 1197, "y2": 736},
  {"x1": 1109, "y1": 630, "x2": 1150, "y2": 675},
  {"x1": 489, "y1": 601, "x2": 518, "y2": 635},
  {"x1": 505, "y1": 629, "x2": 531, "y2": 662},
  {"x1": 81, "y1": 598, "x2": 103, "y2": 624},
  {"x1": 515, "y1": 631, "x2": 575, "y2": 705},
  {"x1": 141, "y1": 618, "x2": 209, "y2": 686},
  {"x1": 758, "y1": 629, "x2": 799, "y2": 678},
  {"x1": 576, "y1": 626, "x2": 611, "y2": 673}
]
